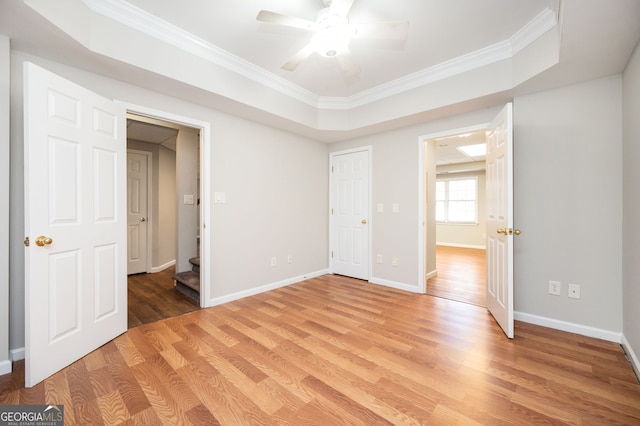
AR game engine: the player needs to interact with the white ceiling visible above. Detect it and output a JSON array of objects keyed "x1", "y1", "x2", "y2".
[
  {"x1": 1, "y1": 0, "x2": 639, "y2": 142},
  {"x1": 434, "y1": 130, "x2": 487, "y2": 167},
  {"x1": 121, "y1": 0, "x2": 551, "y2": 97},
  {"x1": 127, "y1": 119, "x2": 178, "y2": 152}
]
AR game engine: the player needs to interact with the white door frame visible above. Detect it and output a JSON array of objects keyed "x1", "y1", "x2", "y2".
[
  {"x1": 127, "y1": 149, "x2": 152, "y2": 274},
  {"x1": 329, "y1": 146, "x2": 372, "y2": 280},
  {"x1": 417, "y1": 123, "x2": 489, "y2": 294},
  {"x1": 125, "y1": 103, "x2": 212, "y2": 308}
]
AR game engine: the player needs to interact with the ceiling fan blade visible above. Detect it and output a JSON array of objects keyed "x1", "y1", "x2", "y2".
[
  {"x1": 256, "y1": 10, "x2": 320, "y2": 32},
  {"x1": 329, "y1": 0, "x2": 356, "y2": 17},
  {"x1": 282, "y1": 43, "x2": 317, "y2": 71},
  {"x1": 335, "y1": 47, "x2": 361, "y2": 82},
  {"x1": 354, "y1": 21, "x2": 410, "y2": 40}
]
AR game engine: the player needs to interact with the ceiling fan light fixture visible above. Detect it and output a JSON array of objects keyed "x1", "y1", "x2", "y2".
[
  {"x1": 312, "y1": 24, "x2": 356, "y2": 58},
  {"x1": 256, "y1": 0, "x2": 408, "y2": 77}
]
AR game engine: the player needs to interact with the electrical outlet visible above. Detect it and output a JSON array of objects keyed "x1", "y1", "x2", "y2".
[
  {"x1": 376, "y1": 254, "x2": 383, "y2": 264},
  {"x1": 270, "y1": 257, "x2": 277, "y2": 267},
  {"x1": 548, "y1": 280, "x2": 561, "y2": 296},
  {"x1": 392, "y1": 257, "x2": 399, "y2": 267},
  {"x1": 568, "y1": 283, "x2": 581, "y2": 299}
]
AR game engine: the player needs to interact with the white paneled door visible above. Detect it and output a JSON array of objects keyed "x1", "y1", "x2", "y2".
[
  {"x1": 486, "y1": 103, "x2": 515, "y2": 338},
  {"x1": 330, "y1": 149, "x2": 370, "y2": 280},
  {"x1": 24, "y1": 62, "x2": 127, "y2": 386},
  {"x1": 127, "y1": 150, "x2": 149, "y2": 275}
]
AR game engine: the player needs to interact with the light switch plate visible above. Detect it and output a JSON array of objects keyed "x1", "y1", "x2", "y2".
[
  {"x1": 214, "y1": 192, "x2": 226, "y2": 204},
  {"x1": 183, "y1": 194, "x2": 194, "y2": 205}
]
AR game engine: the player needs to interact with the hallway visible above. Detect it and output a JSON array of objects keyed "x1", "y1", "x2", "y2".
[
  {"x1": 128, "y1": 267, "x2": 200, "y2": 328},
  {"x1": 427, "y1": 245, "x2": 486, "y2": 306}
]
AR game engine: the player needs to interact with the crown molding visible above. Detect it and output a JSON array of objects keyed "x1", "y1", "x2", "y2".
[
  {"x1": 319, "y1": 8, "x2": 558, "y2": 110},
  {"x1": 511, "y1": 7, "x2": 558, "y2": 54},
  {"x1": 81, "y1": 0, "x2": 320, "y2": 107},
  {"x1": 82, "y1": 0, "x2": 558, "y2": 112},
  {"x1": 324, "y1": 39, "x2": 513, "y2": 110}
]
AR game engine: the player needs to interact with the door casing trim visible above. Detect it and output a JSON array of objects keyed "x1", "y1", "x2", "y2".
[{"x1": 123, "y1": 102, "x2": 211, "y2": 308}]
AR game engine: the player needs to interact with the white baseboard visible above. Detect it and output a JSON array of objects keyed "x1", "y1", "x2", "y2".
[
  {"x1": 10, "y1": 347, "x2": 25, "y2": 362},
  {"x1": 621, "y1": 335, "x2": 640, "y2": 380},
  {"x1": 206, "y1": 269, "x2": 329, "y2": 307},
  {"x1": 426, "y1": 270, "x2": 437, "y2": 280},
  {"x1": 0, "y1": 359, "x2": 11, "y2": 375},
  {"x1": 150, "y1": 260, "x2": 175, "y2": 273},
  {"x1": 369, "y1": 276, "x2": 421, "y2": 294},
  {"x1": 514, "y1": 311, "x2": 622, "y2": 343},
  {"x1": 436, "y1": 242, "x2": 486, "y2": 250}
]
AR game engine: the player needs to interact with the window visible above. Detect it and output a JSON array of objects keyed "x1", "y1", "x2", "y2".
[{"x1": 436, "y1": 177, "x2": 478, "y2": 223}]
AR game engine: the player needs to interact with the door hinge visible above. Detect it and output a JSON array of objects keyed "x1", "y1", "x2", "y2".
[
  {"x1": 331, "y1": 208, "x2": 334, "y2": 215},
  {"x1": 24, "y1": 236, "x2": 30, "y2": 247},
  {"x1": 331, "y1": 166, "x2": 334, "y2": 173},
  {"x1": 331, "y1": 251, "x2": 333, "y2": 258}
]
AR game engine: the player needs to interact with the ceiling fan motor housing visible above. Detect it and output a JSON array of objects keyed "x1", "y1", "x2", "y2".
[{"x1": 314, "y1": 8, "x2": 355, "y2": 57}]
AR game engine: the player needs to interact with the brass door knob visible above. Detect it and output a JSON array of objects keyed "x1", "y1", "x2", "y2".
[
  {"x1": 514, "y1": 229, "x2": 522, "y2": 235},
  {"x1": 35, "y1": 236, "x2": 53, "y2": 247},
  {"x1": 496, "y1": 228, "x2": 507, "y2": 235},
  {"x1": 362, "y1": 219, "x2": 367, "y2": 225},
  {"x1": 140, "y1": 217, "x2": 147, "y2": 222}
]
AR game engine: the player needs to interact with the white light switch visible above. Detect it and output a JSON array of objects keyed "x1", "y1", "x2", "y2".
[
  {"x1": 392, "y1": 203, "x2": 399, "y2": 213},
  {"x1": 183, "y1": 194, "x2": 194, "y2": 205},
  {"x1": 214, "y1": 192, "x2": 226, "y2": 204},
  {"x1": 377, "y1": 203, "x2": 384, "y2": 213}
]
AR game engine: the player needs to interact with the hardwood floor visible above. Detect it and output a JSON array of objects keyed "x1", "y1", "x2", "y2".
[
  {"x1": 128, "y1": 267, "x2": 200, "y2": 329},
  {"x1": 428, "y1": 245, "x2": 486, "y2": 306},
  {"x1": 2, "y1": 274, "x2": 639, "y2": 424}
]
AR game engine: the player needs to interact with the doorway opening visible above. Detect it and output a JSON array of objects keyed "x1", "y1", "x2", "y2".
[
  {"x1": 420, "y1": 126, "x2": 488, "y2": 306},
  {"x1": 126, "y1": 112, "x2": 204, "y2": 327}
]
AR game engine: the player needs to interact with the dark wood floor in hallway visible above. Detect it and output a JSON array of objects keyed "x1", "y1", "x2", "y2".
[
  {"x1": 2, "y1": 274, "x2": 639, "y2": 424},
  {"x1": 428, "y1": 245, "x2": 486, "y2": 306},
  {"x1": 128, "y1": 267, "x2": 200, "y2": 328}
]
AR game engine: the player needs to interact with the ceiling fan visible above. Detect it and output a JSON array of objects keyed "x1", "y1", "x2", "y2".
[{"x1": 256, "y1": 0, "x2": 409, "y2": 81}]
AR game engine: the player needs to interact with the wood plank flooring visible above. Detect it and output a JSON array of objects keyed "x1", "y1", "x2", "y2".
[
  {"x1": 128, "y1": 267, "x2": 200, "y2": 329},
  {"x1": 2, "y1": 274, "x2": 639, "y2": 425},
  {"x1": 428, "y1": 245, "x2": 486, "y2": 306}
]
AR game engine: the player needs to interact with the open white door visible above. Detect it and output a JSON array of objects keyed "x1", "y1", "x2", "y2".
[
  {"x1": 24, "y1": 62, "x2": 127, "y2": 386},
  {"x1": 330, "y1": 149, "x2": 370, "y2": 280},
  {"x1": 127, "y1": 150, "x2": 149, "y2": 275},
  {"x1": 486, "y1": 103, "x2": 515, "y2": 338}
]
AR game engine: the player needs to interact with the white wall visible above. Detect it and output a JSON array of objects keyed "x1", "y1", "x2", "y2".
[
  {"x1": 622, "y1": 39, "x2": 640, "y2": 373},
  {"x1": 176, "y1": 128, "x2": 199, "y2": 273},
  {"x1": 158, "y1": 146, "x2": 177, "y2": 269},
  {"x1": 0, "y1": 35, "x2": 10, "y2": 373},
  {"x1": 513, "y1": 75, "x2": 623, "y2": 335},
  {"x1": 8, "y1": 51, "x2": 329, "y2": 351},
  {"x1": 209, "y1": 115, "x2": 329, "y2": 300},
  {"x1": 435, "y1": 170, "x2": 487, "y2": 248}
]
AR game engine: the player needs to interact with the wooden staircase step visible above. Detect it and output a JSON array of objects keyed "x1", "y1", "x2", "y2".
[
  {"x1": 189, "y1": 257, "x2": 200, "y2": 273},
  {"x1": 172, "y1": 271, "x2": 200, "y2": 302},
  {"x1": 172, "y1": 271, "x2": 200, "y2": 291}
]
